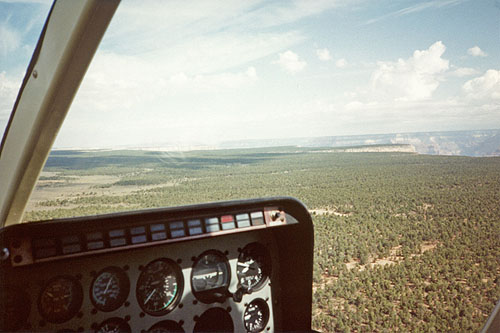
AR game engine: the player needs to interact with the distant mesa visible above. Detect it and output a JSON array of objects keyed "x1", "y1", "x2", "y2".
[
  {"x1": 219, "y1": 129, "x2": 500, "y2": 157},
  {"x1": 311, "y1": 144, "x2": 416, "y2": 154}
]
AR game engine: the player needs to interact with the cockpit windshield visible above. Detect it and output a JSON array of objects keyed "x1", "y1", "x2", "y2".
[{"x1": 8, "y1": 0, "x2": 497, "y2": 223}]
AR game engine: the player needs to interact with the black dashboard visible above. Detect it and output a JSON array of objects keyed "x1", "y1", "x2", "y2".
[{"x1": 0, "y1": 197, "x2": 314, "y2": 332}]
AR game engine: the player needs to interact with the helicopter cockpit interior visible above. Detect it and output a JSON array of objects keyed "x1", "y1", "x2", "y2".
[
  {"x1": 1, "y1": 197, "x2": 314, "y2": 332},
  {"x1": 1, "y1": 1, "x2": 499, "y2": 333},
  {"x1": 0, "y1": 1, "x2": 314, "y2": 332}
]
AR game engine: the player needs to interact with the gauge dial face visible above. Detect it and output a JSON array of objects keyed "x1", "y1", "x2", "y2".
[
  {"x1": 91, "y1": 266, "x2": 130, "y2": 312},
  {"x1": 96, "y1": 317, "x2": 131, "y2": 333},
  {"x1": 244, "y1": 299, "x2": 270, "y2": 333},
  {"x1": 136, "y1": 259, "x2": 183, "y2": 316},
  {"x1": 148, "y1": 320, "x2": 184, "y2": 333},
  {"x1": 237, "y1": 243, "x2": 271, "y2": 292},
  {"x1": 0, "y1": 286, "x2": 30, "y2": 331},
  {"x1": 38, "y1": 275, "x2": 83, "y2": 324},
  {"x1": 191, "y1": 250, "x2": 230, "y2": 303},
  {"x1": 193, "y1": 307, "x2": 234, "y2": 333}
]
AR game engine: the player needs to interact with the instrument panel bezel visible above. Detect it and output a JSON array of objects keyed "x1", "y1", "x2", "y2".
[{"x1": 0, "y1": 197, "x2": 314, "y2": 332}]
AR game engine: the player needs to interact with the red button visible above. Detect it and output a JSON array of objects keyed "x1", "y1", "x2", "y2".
[{"x1": 221, "y1": 215, "x2": 234, "y2": 223}]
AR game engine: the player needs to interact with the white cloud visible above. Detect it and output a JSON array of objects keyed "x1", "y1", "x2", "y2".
[
  {"x1": 0, "y1": 24, "x2": 21, "y2": 57},
  {"x1": 467, "y1": 46, "x2": 487, "y2": 57},
  {"x1": 335, "y1": 58, "x2": 347, "y2": 68},
  {"x1": 142, "y1": 31, "x2": 303, "y2": 76},
  {"x1": 370, "y1": 41, "x2": 449, "y2": 101},
  {"x1": 451, "y1": 67, "x2": 479, "y2": 77},
  {"x1": 105, "y1": 0, "x2": 337, "y2": 56},
  {"x1": 246, "y1": 66, "x2": 257, "y2": 79},
  {"x1": 232, "y1": 0, "x2": 354, "y2": 29},
  {"x1": 0, "y1": 72, "x2": 22, "y2": 130},
  {"x1": 344, "y1": 101, "x2": 365, "y2": 110},
  {"x1": 316, "y1": 48, "x2": 331, "y2": 61},
  {"x1": 274, "y1": 50, "x2": 307, "y2": 73},
  {"x1": 114, "y1": 0, "x2": 347, "y2": 36},
  {"x1": 70, "y1": 27, "x2": 300, "y2": 114},
  {"x1": 75, "y1": 50, "x2": 260, "y2": 115},
  {"x1": 364, "y1": 0, "x2": 467, "y2": 25},
  {"x1": 58, "y1": 63, "x2": 261, "y2": 147},
  {"x1": 169, "y1": 67, "x2": 258, "y2": 92},
  {"x1": 55, "y1": 0, "x2": 347, "y2": 147},
  {"x1": 169, "y1": 72, "x2": 189, "y2": 85},
  {"x1": 463, "y1": 69, "x2": 500, "y2": 100}
]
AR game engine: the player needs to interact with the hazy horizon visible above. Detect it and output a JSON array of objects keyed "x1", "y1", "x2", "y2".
[{"x1": 48, "y1": 127, "x2": 500, "y2": 150}]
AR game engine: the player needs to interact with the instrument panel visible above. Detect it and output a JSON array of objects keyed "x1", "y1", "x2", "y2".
[{"x1": 0, "y1": 197, "x2": 314, "y2": 332}]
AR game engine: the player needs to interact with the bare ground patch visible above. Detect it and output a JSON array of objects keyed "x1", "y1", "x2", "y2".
[
  {"x1": 26, "y1": 173, "x2": 177, "y2": 212},
  {"x1": 343, "y1": 241, "x2": 439, "y2": 272},
  {"x1": 310, "y1": 207, "x2": 353, "y2": 217}
]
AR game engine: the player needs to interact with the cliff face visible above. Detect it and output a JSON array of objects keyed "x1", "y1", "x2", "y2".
[
  {"x1": 388, "y1": 131, "x2": 500, "y2": 156},
  {"x1": 220, "y1": 129, "x2": 500, "y2": 157},
  {"x1": 315, "y1": 145, "x2": 417, "y2": 153},
  {"x1": 334, "y1": 145, "x2": 416, "y2": 153}
]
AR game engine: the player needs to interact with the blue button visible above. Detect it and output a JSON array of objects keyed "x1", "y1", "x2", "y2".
[
  {"x1": 206, "y1": 224, "x2": 220, "y2": 233},
  {"x1": 131, "y1": 235, "x2": 147, "y2": 244},
  {"x1": 188, "y1": 219, "x2": 201, "y2": 227},
  {"x1": 152, "y1": 232, "x2": 167, "y2": 241},
  {"x1": 236, "y1": 214, "x2": 251, "y2": 228},
  {"x1": 87, "y1": 232, "x2": 103, "y2": 241},
  {"x1": 221, "y1": 222, "x2": 236, "y2": 230},
  {"x1": 87, "y1": 241, "x2": 104, "y2": 250},
  {"x1": 150, "y1": 224, "x2": 165, "y2": 232},
  {"x1": 205, "y1": 217, "x2": 219, "y2": 225},
  {"x1": 130, "y1": 226, "x2": 146, "y2": 235},
  {"x1": 171, "y1": 229, "x2": 185, "y2": 238},
  {"x1": 62, "y1": 243, "x2": 81, "y2": 254},
  {"x1": 110, "y1": 238, "x2": 127, "y2": 247},
  {"x1": 170, "y1": 221, "x2": 184, "y2": 230},
  {"x1": 189, "y1": 227, "x2": 203, "y2": 235},
  {"x1": 109, "y1": 229, "x2": 125, "y2": 238}
]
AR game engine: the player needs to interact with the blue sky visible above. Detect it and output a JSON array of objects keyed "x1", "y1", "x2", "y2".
[{"x1": 1, "y1": 0, "x2": 499, "y2": 148}]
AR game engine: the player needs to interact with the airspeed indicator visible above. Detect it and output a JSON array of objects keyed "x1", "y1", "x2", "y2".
[
  {"x1": 136, "y1": 258, "x2": 183, "y2": 316},
  {"x1": 91, "y1": 266, "x2": 130, "y2": 312}
]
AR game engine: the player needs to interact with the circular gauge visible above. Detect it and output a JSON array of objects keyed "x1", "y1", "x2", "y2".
[
  {"x1": 95, "y1": 317, "x2": 131, "y2": 333},
  {"x1": 148, "y1": 320, "x2": 184, "y2": 333},
  {"x1": 244, "y1": 299, "x2": 270, "y2": 333},
  {"x1": 193, "y1": 307, "x2": 234, "y2": 333},
  {"x1": 90, "y1": 266, "x2": 130, "y2": 312},
  {"x1": 191, "y1": 250, "x2": 230, "y2": 303},
  {"x1": 38, "y1": 275, "x2": 83, "y2": 324},
  {"x1": 136, "y1": 258, "x2": 183, "y2": 316},
  {"x1": 0, "y1": 286, "x2": 30, "y2": 331},
  {"x1": 237, "y1": 243, "x2": 271, "y2": 292}
]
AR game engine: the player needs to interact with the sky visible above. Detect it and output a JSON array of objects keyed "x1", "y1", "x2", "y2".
[{"x1": 0, "y1": 0, "x2": 499, "y2": 149}]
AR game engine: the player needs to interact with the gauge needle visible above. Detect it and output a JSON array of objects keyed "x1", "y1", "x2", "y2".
[
  {"x1": 104, "y1": 278, "x2": 112, "y2": 294},
  {"x1": 238, "y1": 262, "x2": 251, "y2": 273},
  {"x1": 145, "y1": 289, "x2": 156, "y2": 304}
]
